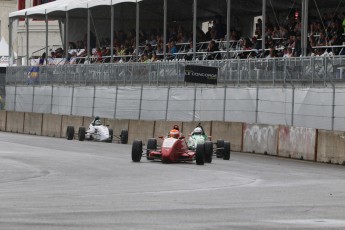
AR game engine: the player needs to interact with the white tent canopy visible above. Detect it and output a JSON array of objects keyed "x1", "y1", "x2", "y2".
[{"x1": 9, "y1": 0, "x2": 141, "y2": 18}]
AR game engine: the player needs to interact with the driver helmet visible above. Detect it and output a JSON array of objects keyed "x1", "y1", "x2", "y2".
[
  {"x1": 193, "y1": 127, "x2": 202, "y2": 135},
  {"x1": 94, "y1": 120, "x2": 102, "y2": 126},
  {"x1": 173, "y1": 124, "x2": 179, "y2": 131},
  {"x1": 170, "y1": 129, "x2": 180, "y2": 138}
]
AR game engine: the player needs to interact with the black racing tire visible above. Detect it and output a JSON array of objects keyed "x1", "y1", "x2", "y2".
[
  {"x1": 205, "y1": 141, "x2": 213, "y2": 163},
  {"x1": 216, "y1": 139, "x2": 225, "y2": 158},
  {"x1": 132, "y1": 140, "x2": 143, "y2": 162},
  {"x1": 107, "y1": 128, "x2": 113, "y2": 143},
  {"x1": 195, "y1": 143, "x2": 205, "y2": 165},
  {"x1": 146, "y1": 138, "x2": 157, "y2": 160},
  {"x1": 223, "y1": 141, "x2": 231, "y2": 160},
  {"x1": 66, "y1": 126, "x2": 74, "y2": 140},
  {"x1": 78, "y1": 127, "x2": 86, "y2": 141},
  {"x1": 120, "y1": 130, "x2": 128, "y2": 144}
]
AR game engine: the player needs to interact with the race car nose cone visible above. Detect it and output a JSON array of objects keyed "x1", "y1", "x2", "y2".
[{"x1": 162, "y1": 148, "x2": 173, "y2": 163}]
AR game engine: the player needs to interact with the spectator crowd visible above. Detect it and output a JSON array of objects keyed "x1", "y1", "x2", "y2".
[{"x1": 35, "y1": 10, "x2": 345, "y2": 65}]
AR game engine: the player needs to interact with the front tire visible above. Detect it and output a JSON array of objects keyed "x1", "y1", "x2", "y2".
[
  {"x1": 223, "y1": 141, "x2": 231, "y2": 160},
  {"x1": 132, "y1": 140, "x2": 143, "y2": 162},
  {"x1": 107, "y1": 128, "x2": 113, "y2": 143},
  {"x1": 205, "y1": 141, "x2": 213, "y2": 163},
  {"x1": 120, "y1": 130, "x2": 128, "y2": 144},
  {"x1": 78, "y1": 127, "x2": 86, "y2": 141},
  {"x1": 146, "y1": 138, "x2": 157, "y2": 160},
  {"x1": 66, "y1": 126, "x2": 74, "y2": 140},
  {"x1": 195, "y1": 143, "x2": 205, "y2": 165}
]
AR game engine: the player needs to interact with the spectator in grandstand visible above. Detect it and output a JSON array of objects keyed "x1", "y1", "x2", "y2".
[
  {"x1": 213, "y1": 17, "x2": 226, "y2": 39},
  {"x1": 283, "y1": 47, "x2": 293, "y2": 58},
  {"x1": 93, "y1": 47, "x2": 103, "y2": 63},
  {"x1": 39, "y1": 52, "x2": 46, "y2": 65},
  {"x1": 151, "y1": 52, "x2": 159, "y2": 62},
  {"x1": 168, "y1": 40, "x2": 178, "y2": 55},
  {"x1": 209, "y1": 27, "x2": 217, "y2": 40},
  {"x1": 252, "y1": 36, "x2": 262, "y2": 50},
  {"x1": 294, "y1": 33, "x2": 302, "y2": 57},
  {"x1": 140, "y1": 53, "x2": 150, "y2": 63},
  {"x1": 27, "y1": 63, "x2": 40, "y2": 85},
  {"x1": 255, "y1": 18, "x2": 262, "y2": 38},
  {"x1": 317, "y1": 31, "x2": 327, "y2": 46},
  {"x1": 266, "y1": 47, "x2": 277, "y2": 58},
  {"x1": 155, "y1": 42, "x2": 163, "y2": 55},
  {"x1": 68, "y1": 51, "x2": 78, "y2": 64},
  {"x1": 54, "y1": 48, "x2": 64, "y2": 58},
  {"x1": 205, "y1": 27, "x2": 212, "y2": 41},
  {"x1": 143, "y1": 43, "x2": 153, "y2": 56},
  {"x1": 206, "y1": 40, "x2": 220, "y2": 60}
]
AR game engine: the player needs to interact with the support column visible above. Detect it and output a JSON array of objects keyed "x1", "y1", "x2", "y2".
[
  {"x1": 45, "y1": 11, "x2": 49, "y2": 65},
  {"x1": 163, "y1": 0, "x2": 167, "y2": 60},
  {"x1": 135, "y1": 0, "x2": 140, "y2": 60},
  {"x1": 111, "y1": 3, "x2": 114, "y2": 61},
  {"x1": 26, "y1": 12, "x2": 29, "y2": 66},
  {"x1": 193, "y1": 0, "x2": 197, "y2": 60},
  {"x1": 226, "y1": 0, "x2": 231, "y2": 59},
  {"x1": 9, "y1": 18, "x2": 13, "y2": 66},
  {"x1": 87, "y1": 8, "x2": 91, "y2": 61},
  {"x1": 65, "y1": 10, "x2": 69, "y2": 60},
  {"x1": 302, "y1": 0, "x2": 309, "y2": 56},
  {"x1": 262, "y1": 0, "x2": 266, "y2": 55}
]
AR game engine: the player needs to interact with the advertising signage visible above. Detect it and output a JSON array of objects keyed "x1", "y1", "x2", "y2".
[{"x1": 184, "y1": 65, "x2": 218, "y2": 85}]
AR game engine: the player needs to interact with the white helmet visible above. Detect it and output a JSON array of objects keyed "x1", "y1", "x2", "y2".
[
  {"x1": 193, "y1": 127, "x2": 202, "y2": 135},
  {"x1": 94, "y1": 120, "x2": 102, "y2": 126}
]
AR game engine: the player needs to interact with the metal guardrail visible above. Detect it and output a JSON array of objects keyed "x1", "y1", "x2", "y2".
[{"x1": 6, "y1": 56, "x2": 345, "y2": 86}]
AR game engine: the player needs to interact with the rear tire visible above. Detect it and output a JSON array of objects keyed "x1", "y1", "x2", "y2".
[
  {"x1": 78, "y1": 127, "x2": 86, "y2": 141},
  {"x1": 120, "y1": 130, "x2": 128, "y2": 144},
  {"x1": 132, "y1": 140, "x2": 143, "y2": 162},
  {"x1": 195, "y1": 144, "x2": 205, "y2": 165},
  {"x1": 205, "y1": 141, "x2": 213, "y2": 163},
  {"x1": 107, "y1": 128, "x2": 113, "y2": 143},
  {"x1": 146, "y1": 138, "x2": 157, "y2": 160},
  {"x1": 223, "y1": 141, "x2": 231, "y2": 160},
  {"x1": 66, "y1": 126, "x2": 74, "y2": 140},
  {"x1": 216, "y1": 139, "x2": 224, "y2": 158}
]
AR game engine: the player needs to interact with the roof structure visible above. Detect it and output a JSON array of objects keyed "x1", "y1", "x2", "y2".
[
  {"x1": 9, "y1": 0, "x2": 141, "y2": 19},
  {"x1": 9, "y1": 0, "x2": 344, "y2": 21}
]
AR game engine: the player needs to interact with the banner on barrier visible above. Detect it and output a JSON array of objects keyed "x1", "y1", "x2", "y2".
[{"x1": 185, "y1": 65, "x2": 218, "y2": 85}]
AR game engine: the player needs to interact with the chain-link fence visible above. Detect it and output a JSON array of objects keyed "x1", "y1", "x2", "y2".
[{"x1": 6, "y1": 56, "x2": 345, "y2": 86}]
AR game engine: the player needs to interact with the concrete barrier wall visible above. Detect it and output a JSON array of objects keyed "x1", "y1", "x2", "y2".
[
  {"x1": 6, "y1": 111, "x2": 24, "y2": 133},
  {"x1": 42, "y1": 114, "x2": 62, "y2": 137},
  {"x1": 278, "y1": 126, "x2": 316, "y2": 161},
  {"x1": 4, "y1": 111, "x2": 345, "y2": 167},
  {"x1": 24, "y1": 112, "x2": 43, "y2": 135},
  {"x1": 0, "y1": 110, "x2": 6, "y2": 131},
  {"x1": 317, "y1": 130, "x2": 345, "y2": 164},
  {"x1": 128, "y1": 120, "x2": 155, "y2": 145},
  {"x1": 61, "y1": 115, "x2": 84, "y2": 138},
  {"x1": 243, "y1": 123, "x2": 279, "y2": 155},
  {"x1": 211, "y1": 121, "x2": 243, "y2": 152}
]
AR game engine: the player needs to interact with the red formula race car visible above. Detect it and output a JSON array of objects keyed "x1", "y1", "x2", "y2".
[{"x1": 131, "y1": 135, "x2": 230, "y2": 165}]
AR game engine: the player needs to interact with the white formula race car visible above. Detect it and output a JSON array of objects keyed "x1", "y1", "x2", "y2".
[{"x1": 66, "y1": 119, "x2": 128, "y2": 144}]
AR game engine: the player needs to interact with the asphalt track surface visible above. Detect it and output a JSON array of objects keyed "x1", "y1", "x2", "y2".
[{"x1": 1, "y1": 132, "x2": 345, "y2": 230}]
